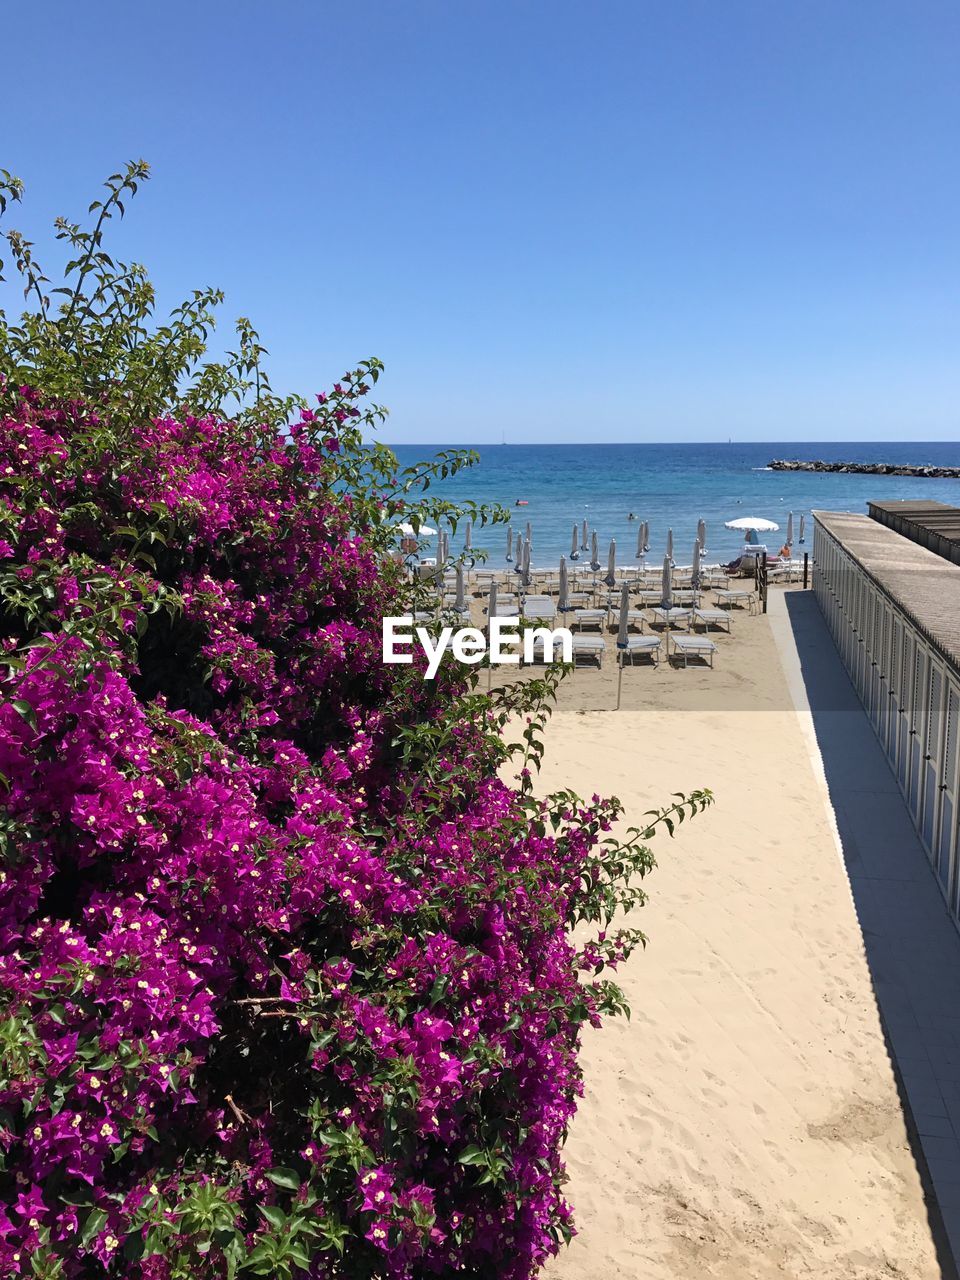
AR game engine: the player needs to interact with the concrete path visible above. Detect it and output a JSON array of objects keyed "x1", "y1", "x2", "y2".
[{"x1": 779, "y1": 588, "x2": 960, "y2": 1276}]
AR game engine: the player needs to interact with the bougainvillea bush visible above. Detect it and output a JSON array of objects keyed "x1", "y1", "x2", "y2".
[{"x1": 0, "y1": 166, "x2": 710, "y2": 1278}]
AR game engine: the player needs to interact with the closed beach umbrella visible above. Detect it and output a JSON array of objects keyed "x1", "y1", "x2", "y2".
[
  {"x1": 660, "y1": 554, "x2": 673, "y2": 609},
  {"x1": 616, "y1": 582, "x2": 630, "y2": 710},
  {"x1": 455, "y1": 561, "x2": 466, "y2": 611},
  {"x1": 558, "y1": 556, "x2": 569, "y2": 612},
  {"x1": 486, "y1": 579, "x2": 498, "y2": 689},
  {"x1": 581, "y1": 518, "x2": 589, "y2": 550},
  {"x1": 636, "y1": 521, "x2": 645, "y2": 559},
  {"x1": 590, "y1": 530, "x2": 601, "y2": 571},
  {"x1": 506, "y1": 527, "x2": 513, "y2": 562},
  {"x1": 799, "y1": 514, "x2": 806, "y2": 543},
  {"x1": 697, "y1": 517, "x2": 706, "y2": 549},
  {"x1": 786, "y1": 512, "x2": 794, "y2": 548},
  {"x1": 691, "y1": 539, "x2": 702, "y2": 589},
  {"x1": 666, "y1": 527, "x2": 674, "y2": 562},
  {"x1": 464, "y1": 520, "x2": 473, "y2": 551},
  {"x1": 435, "y1": 528, "x2": 448, "y2": 585},
  {"x1": 525, "y1": 520, "x2": 532, "y2": 544},
  {"x1": 570, "y1": 523, "x2": 579, "y2": 560},
  {"x1": 521, "y1": 538, "x2": 531, "y2": 588},
  {"x1": 605, "y1": 539, "x2": 617, "y2": 587},
  {"x1": 643, "y1": 520, "x2": 650, "y2": 552}
]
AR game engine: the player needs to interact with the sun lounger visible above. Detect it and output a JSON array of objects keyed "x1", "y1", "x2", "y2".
[
  {"x1": 573, "y1": 608, "x2": 607, "y2": 631},
  {"x1": 524, "y1": 636, "x2": 566, "y2": 665},
  {"x1": 523, "y1": 601, "x2": 557, "y2": 622},
  {"x1": 714, "y1": 589, "x2": 757, "y2": 613},
  {"x1": 571, "y1": 635, "x2": 605, "y2": 668},
  {"x1": 650, "y1": 606, "x2": 692, "y2": 629},
  {"x1": 671, "y1": 634, "x2": 718, "y2": 667},
  {"x1": 618, "y1": 635, "x2": 661, "y2": 665},
  {"x1": 693, "y1": 608, "x2": 732, "y2": 633}
]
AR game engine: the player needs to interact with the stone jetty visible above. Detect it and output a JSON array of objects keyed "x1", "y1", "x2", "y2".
[{"x1": 769, "y1": 459, "x2": 960, "y2": 479}]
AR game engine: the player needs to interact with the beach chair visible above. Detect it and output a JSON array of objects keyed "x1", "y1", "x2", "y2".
[
  {"x1": 714, "y1": 589, "x2": 757, "y2": 614},
  {"x1": 671, "y1": 634, "x2": 718, "y2": 667},
  {"x1": 524, "y1": 635, "x2": 566, "y2": 665},
  {"x1": 650, "y1": 606, "x2": 692, "y2": 630},
  {"x1": 571, "y1": 635, "x2": 605, "y2": 669},
  {"x1": 693, "y1": 608, "x2": 732, "y2": 633},
  {"x1": 522, "y1": 595, "x2": 557, "y2": 621},
  {"x1": 618, "y1": 635, "x2": 661, "y2": 665},
  {"x1": 573, "y1": 608, "x2": 607, "y2": 631}
]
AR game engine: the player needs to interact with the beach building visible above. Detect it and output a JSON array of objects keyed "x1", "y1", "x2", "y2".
[{"x1": 813, "y1": 503, "x2": 960, "y2": 922}]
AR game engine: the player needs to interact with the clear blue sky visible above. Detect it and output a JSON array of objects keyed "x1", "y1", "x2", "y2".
[{"x1": 4, "y1": 1, "x2": 959, "y2": 443}]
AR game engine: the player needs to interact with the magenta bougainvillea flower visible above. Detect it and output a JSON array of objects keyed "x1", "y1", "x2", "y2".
[{"x1": 0, "y1": 371, "x2": 697, "y2": 1280}]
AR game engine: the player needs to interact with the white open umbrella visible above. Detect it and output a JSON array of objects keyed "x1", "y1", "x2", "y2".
[
  {"x1": 605, "y1": 539, "x2": 617, "y2": 587},
  {"x1": 616, "y1": 582, "x2": 630, "y2": 710},
  {"x1": 464, "y1": 520, "x2": 473, "y2": 551},
  {"x1": 581, "y1": 518, "x2": 589, "y2": 550},
  {"x1": 590, "y1": 530, "x2": 601, "y2": 571},
  {"x1": 506, "y1": 527, "x2": 513, "y2": 562},
  {"x1": 799, "y1": 514, "x2": 806, "y2": 544},
  {"x1": 724, "y1": 516, "x2": 780, "y2": 533},
  {"x1": 666, "y1": 528, "x2": 674, "y2": 562},
  {"x1": 570, "y1": 523, "x2": 580, "y2": 560},
  {"x1": 397, "y1": 520, "x2": 438, "y2": 537},
  {"x1": 558, "y1": 556, "x2": 569, "y2": 611},
  {"x1": 691, "y1": 539, "x2": 702, "y2": 589},
  {"x1": 660, "y1": 554, "x2": 673, "y2": 609},
  {"x1": 786, "y1": 512, "x2": 793, "y2": 548}
]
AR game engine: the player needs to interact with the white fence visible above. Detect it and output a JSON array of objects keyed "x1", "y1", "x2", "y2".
[{"x1": 814, "y1": 518, "x2": 960, "y2": 920}]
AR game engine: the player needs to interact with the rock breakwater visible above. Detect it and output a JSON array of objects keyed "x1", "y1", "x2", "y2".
[{"x1": 769, "y1": 459, "x2": 960, "y2": 479}]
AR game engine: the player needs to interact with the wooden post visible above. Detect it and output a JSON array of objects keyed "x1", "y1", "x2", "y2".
[{"x1": 755, "y1": 551, "x2": 768, "y2": 614}]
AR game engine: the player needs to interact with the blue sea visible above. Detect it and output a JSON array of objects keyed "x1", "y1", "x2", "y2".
[{"x1": 391, "y1": 441, "x2": 960, "y2": 566}]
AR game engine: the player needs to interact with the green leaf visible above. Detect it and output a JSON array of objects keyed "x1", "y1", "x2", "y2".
[
  {"x1": 457, "y1": 1144, "x2": 486, "y2": 1165},
  {"x1": 265, "y1": 1166, "x2": 300, "y2": 1192},
  {"x1": 11, "y1": 699, "x2": 37, "y2": 732},
  {"x1": 81, "y1": 1208, "x2": 107, "y2": 1247}
]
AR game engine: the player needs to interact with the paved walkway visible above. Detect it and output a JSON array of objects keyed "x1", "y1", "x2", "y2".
[{"x1": 780, "y1": 589, "x2": 960, "y2": 1276}]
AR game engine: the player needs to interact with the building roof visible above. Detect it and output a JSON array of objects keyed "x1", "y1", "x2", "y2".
[
  {"x1": 867, "y1": 499, "x2": 960, "y2": 566},
  {"x1": 814, "y1": 509, "x2": 960, "y2": 672}
]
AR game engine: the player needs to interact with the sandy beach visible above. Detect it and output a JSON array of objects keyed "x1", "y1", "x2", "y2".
[{"x1": 503, "y1": 588, "x2": 945, "y2": 1278}]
